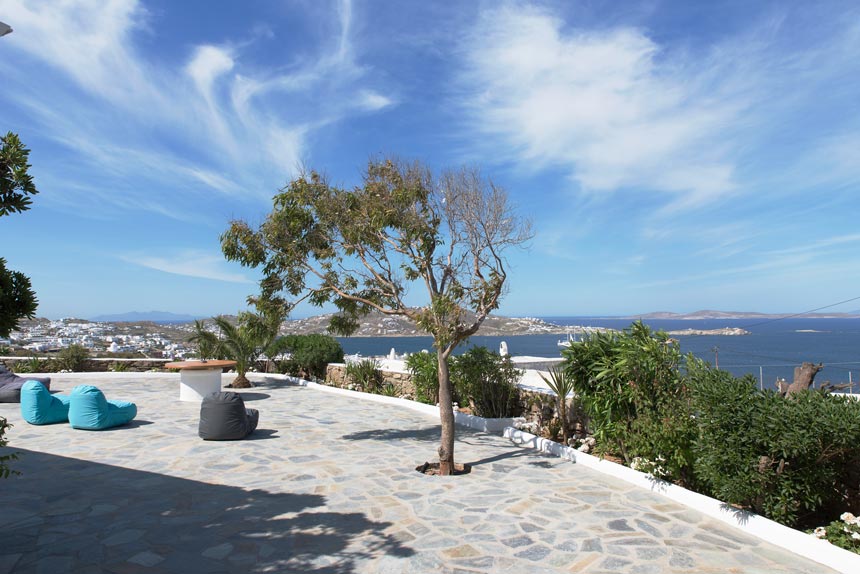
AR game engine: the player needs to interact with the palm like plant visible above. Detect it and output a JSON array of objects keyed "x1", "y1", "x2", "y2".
[
  {"x1": 188, "y1": 320, "x2": 219, "y2": 360},
  {"x1": 540, "y1": 364, "x2": 576, "y2": 444},
  {"x1": 212, "y1": 316, "x2": 260, "y2": 388}
]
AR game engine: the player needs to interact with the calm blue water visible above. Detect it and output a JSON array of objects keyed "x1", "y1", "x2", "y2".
[{"x1": 336, "y1": 317, "x2": 860, "y2": 391}]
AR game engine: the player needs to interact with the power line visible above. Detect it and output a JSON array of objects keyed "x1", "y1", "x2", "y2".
[{"x1": 741, "y1": 295, "x2": 860, "y2": 329}]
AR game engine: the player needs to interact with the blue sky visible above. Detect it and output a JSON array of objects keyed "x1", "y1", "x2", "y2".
[{"x1": 1, "y1": 0, "x2": 859, "y2": 319}]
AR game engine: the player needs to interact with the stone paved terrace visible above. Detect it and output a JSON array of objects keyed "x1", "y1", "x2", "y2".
[{"x1": 0, "y1": 373, "x2": 837, "y2": 574}]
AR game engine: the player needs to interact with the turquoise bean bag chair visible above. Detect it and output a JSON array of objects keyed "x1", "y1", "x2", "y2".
[
  {"x1": 69, "y1": 385, "x2": 137, "y2": 430},
  {"x1": 20, "y1": 380, "x2": 70, "y2": 425}
]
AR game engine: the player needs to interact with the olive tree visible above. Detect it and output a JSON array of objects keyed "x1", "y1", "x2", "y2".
[{"x1": 222, "y1": 158, "x2": 530, "y2": 474}]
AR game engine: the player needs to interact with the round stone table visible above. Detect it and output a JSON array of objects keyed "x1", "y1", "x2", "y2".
[{"x1": 164, "y1": 360, "x2": 236, "y2": 402}]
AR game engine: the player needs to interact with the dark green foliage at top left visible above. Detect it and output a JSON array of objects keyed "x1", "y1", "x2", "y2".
[
  {"x1": 0, "y1": 132, "x2": 40, "y2": 338},
  {"x1": 0, "y1": 258, "x2": 37, "y2": 338},
  {"x1": 0, "y1": 416, "x2": 19, "y2": 478},
  {"x1": 0, "y1": 132, "x2": 38, "y2": 217}
]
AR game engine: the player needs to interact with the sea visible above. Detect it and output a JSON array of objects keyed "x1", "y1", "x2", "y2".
[{"x1": 335, "y1": 317, "x2": 860, "y2": 392}]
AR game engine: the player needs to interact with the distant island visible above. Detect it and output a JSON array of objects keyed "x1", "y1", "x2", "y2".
[
  {"x1": 626, "y1": 309, "x2": 860, "y2": 320},
  {"x1": 90, "y1": 311, "x2": 203, "y2": 323}
]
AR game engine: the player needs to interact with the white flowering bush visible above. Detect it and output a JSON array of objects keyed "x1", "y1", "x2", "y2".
[
  {"x1": 810, "y1": 512, "x2": 860, "y2": 553},
  {"x1": 574, "y1": 436, "x2": 596, "y2": 453},
  {"x1": 630, "y1": 455, "x2": 671, "y2": 480},
  {"x1": 512, "y1": 417, "x2": 540, "y2": 435}
]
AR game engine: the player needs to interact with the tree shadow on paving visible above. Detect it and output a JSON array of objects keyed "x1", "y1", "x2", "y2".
[
  {"x1": 0, "y1": 449, "x2": 414, "y2": 573},
  {"x1": 248, "y1": 376, "x2": 301, "y2": 389},
  {"x1": 340, "y1": 426, "x2": 441, "y2": 443},
  {"x1": 465, "y1": 447, "x2": 539, "y2": 467},
  {"x1": 235, "y1": 392, "x2": 271, "y2": 401}
]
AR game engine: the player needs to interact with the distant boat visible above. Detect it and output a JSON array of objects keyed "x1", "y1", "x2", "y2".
[{"x1": 558, "y1": 332, "x2": 576, "y2": 348}]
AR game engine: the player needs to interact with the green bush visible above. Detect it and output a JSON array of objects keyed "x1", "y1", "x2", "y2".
[
  {"x1": 53, "y1": 344, "x2": 90, "y2": 372},
  {"x1": 0, "y1": 416, "x2": 18, "y2": 478},
  {"x1": 12, "y1": 357, "x2": 43, "y2": 373},
  {"x1": 110, "y1": 361, "x2": 131, "y2": 372},
  {"x1": 281, "y1": 334, "x2": 344, "y2": 379},
  {"x1": 561, "y1": 321, "x2": 860, "y2": 532},
  {"x1": 562, "y1": 322, "x2": 695, "y2": 484},
  {"x1": 810, "y1": 513, "x2": 860, "y2": 552},
  {"x1": 405, "y1": 351, "x2": 439, "y2": 404},
  {"x1": 689, "y1": 359, "x2": 860, "y2": 527},
  {"x1": 345, "y1": 358, "x2": 382, "y2": 393},
  {"x1": 451, "y1": 346, "x2": 522, "y2": 418}
]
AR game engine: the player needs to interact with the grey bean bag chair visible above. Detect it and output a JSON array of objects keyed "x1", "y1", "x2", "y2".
[
  {"x1": 0, "y1": 365, "x2": 51, "y2": 403},
  {"x1": 198, "y1": 392, "x2": 259, "y2": 441}
]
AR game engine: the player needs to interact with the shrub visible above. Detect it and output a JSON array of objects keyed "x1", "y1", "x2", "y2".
[
  {"x1": 562, "y1": 322, "x2": 695, "y2": 484},
  {"x1": 12, "y1": 357, "x2": 43, "y2": 373},
  {"x1": 810, "y1": 513, "x2": 860, "y2": 552},
  {"x1": 282, "y1": 334, "x2": 344, "y2": 379},
  {"x1": 53, "y1": 344, "x2": 90, "y2": 372},
  {"x1": 540, "y1": 364, "x2": 575, "y2": 444},
  {"x1": 110, "y1": 361, "x2": 131, "y2": 372},
  {"x1": 345, "y1": 358, "x2": 382, "y2": 392},
  {"x1": 405, "y1": 351, "x2": 439, "y2": 404},
  {"x1": 689, "y1": 360, "x2": 860, "y2": 527},
  {"x1": 451, "y1": 346, "x2": 522, "y2": 418},
  {"x1": 0, "y1": 416, "x2": 18, "y2": 478}
]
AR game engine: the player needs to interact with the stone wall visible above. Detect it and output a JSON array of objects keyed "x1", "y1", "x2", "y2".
[
  {"x1": 325, "y1": 363, "x2": 416, "y2": 397},
  {"x1": 1, "y1": 357, "x2": 173, "y2": 373}
]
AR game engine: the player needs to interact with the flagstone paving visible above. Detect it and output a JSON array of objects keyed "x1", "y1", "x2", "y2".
[{"x1": 0, "y1": 373, "x2": 837, "y2": 573}]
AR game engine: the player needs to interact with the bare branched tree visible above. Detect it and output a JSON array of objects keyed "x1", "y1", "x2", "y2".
[{"x1": 222, "y1": 157, "x2": 531, "y2": 474}]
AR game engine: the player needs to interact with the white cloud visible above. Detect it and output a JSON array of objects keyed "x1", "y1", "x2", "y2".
[
  {"x1": 460, "y1": 5, "x2": 746, "y2": 209},
  {"x1": 122, "y1": 250, "x2": 253, "y2": 283},
  {"x1": 356, "y1": 89, "x2": 394, "y2": 111},
  {"x1": 187, "y1": 46, "x2": 235, "y2": 99},
  {"x1": 0, "y1": 0, "x2": 388, "y2": 219}
]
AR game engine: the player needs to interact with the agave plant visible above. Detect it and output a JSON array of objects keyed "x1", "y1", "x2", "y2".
[
  {"x1": 540, "y1": 364, "x2": 575, "y2": 444},
  {"x1": 345, "y1": 358, "x2": 382, "y2": 393}
]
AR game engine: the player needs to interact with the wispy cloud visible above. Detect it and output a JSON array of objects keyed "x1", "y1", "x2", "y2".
[
  {"x1": 121, "y1": 250, "x2": 253, "y2": 283},
  {"x1": 458, "y1": 5, "x2": 743, "y2": 210},
  {"x1": 0, "y1": 0, "x2": 393, "y2": 219},
  {"x1": 457, "y1": 3, "x2": 860, "y2": 215},
  {"x1": 765, "y1": 232, "x2": 860, "y2": 258}
]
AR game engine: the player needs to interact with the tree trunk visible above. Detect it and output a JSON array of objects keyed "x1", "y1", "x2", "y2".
[
  {"x1": 781, "y1": 362, "x2": 823, "y2": 396},
  {"x1": 437, "y1": 351, "x2": 455, "y2": 476},
  {"x1": 230, "y1": 373, "x2": 253, "y2": 388},
  {"x1": 559, "y1": 398, "x2": 568, "y2": 445}
]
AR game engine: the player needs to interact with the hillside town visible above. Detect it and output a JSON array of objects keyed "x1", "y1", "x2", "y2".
[
  {"x1": 0, "y1": 314, "x2": 570, "y2": 358},
  {"x1": 0, "y1": 318, "x2": 197, "y2": 358}
]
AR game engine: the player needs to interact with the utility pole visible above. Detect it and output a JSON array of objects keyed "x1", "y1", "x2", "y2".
[
  {"x1": 759, "y1": 366, "x2": 763, "y2": 391},
  {"x1": 712, "y1": 346, "x2": 719, "y2": 369}
]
